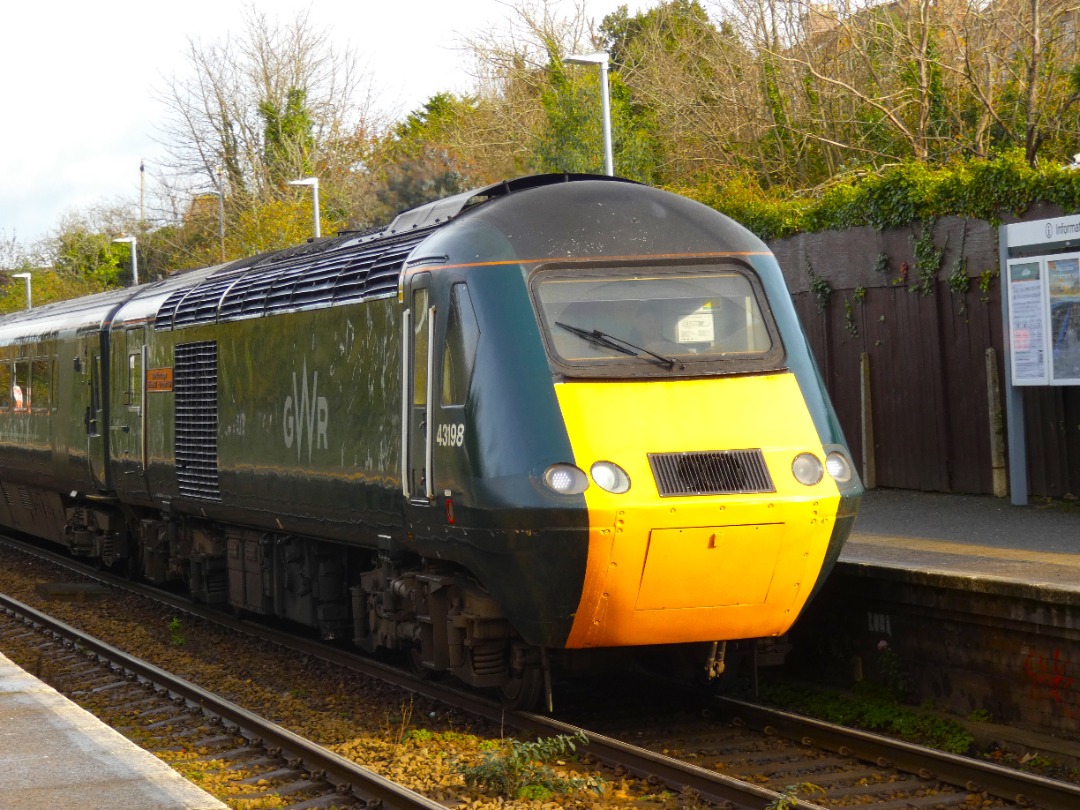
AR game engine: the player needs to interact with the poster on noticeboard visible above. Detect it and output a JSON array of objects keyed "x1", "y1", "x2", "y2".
[{"x1": 1007, "y1": 254, "x2": 1080, "y2": 386}]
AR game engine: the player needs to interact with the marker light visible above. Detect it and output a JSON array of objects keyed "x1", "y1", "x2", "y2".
[
  {"x1": 792, "y1": 453, "x2": 824, "y2": 486},
  {"x1": 543, "y1": 463, "x2": 589, "y2": 494},
  {"x1": 826, "y1": 451, "x2": 853, "y2": 483},
  {"x1": 591, "y1": 461, "x2": 631, "y2": 493}
]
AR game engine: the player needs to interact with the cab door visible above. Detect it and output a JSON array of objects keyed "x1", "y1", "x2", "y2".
[
  {"x1": 109, "y1": 326, "x2": 149, "y2": 499},
  {"x1": 402, "y1": 273, "x2": 436, "y2": 506}
]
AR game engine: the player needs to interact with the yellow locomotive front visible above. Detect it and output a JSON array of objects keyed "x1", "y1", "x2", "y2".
[{"x1": 529, "y1": 257, "x2": 862, "y2": 652}]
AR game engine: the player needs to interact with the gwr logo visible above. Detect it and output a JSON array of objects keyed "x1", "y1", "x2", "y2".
[{"x1": 283, "y1": 360, "x2": 328, "y2": 461}]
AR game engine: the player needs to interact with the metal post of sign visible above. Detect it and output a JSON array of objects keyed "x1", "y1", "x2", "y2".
[{"x1": 999, "y1": 224, "x2": 1028, "y2": 505}]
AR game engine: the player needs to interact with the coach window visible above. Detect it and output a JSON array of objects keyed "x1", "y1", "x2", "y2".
[
  {"x1": 50, "y1": 356, "x2": 58, "y2": 412},
  {"x1": 31, "y1": 357, "x2": 51, "y2": 412},
  {"x1": 0, "y1": 362, "x2": 10, "y2": 410},
  {"x1": 441, "y1": 283, "x2": 480, "y2": 406},
  {"x1": 13, "y1": 359, "x2": 29, "y2": 411}
]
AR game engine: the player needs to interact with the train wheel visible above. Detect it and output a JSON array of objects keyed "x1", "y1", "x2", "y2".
[
  {"x1": 409, "y1": 646, "x2": 432, "y2": 680},
  {"x1": 499, "y1": 666, "x2": 544, "y2": 710}
]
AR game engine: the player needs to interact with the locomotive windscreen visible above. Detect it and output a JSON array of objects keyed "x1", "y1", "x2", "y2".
[{"x1": 529, "y1": 262, "x2": 785, "y2": 377}]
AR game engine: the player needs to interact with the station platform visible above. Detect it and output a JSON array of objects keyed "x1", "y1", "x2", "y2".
[
  {"x1": 0, "y1": 652, "x2": 225, "y2": 810},
  {"x1": 840, "y1": 488, "x2": 1080, "y2": 596}
]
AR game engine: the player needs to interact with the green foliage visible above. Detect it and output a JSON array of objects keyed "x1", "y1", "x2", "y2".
[
  {"x1": 758, "y1": 680, "x2": 975, "y2": 754},
  {"x1": 680, "y1": 174, "x2": 809, "y2": 243},
  {"x1": 844, "y1": 295, "x2": 859, "y2": 337},
  {"x1": 0, "y1": 270, "x2": 104, "y2": 315},
  {"x1": 909, "y1": 219, "x2": 944, "y2": 296},
  {"x1": 806, "y1": 257, "x2": 832, "y2": 310},
  {"x1": 535, "y1": 45, "x2": 661, "y2": 183},
  {"x1": 680, "y1": 150, "x2": 1080, "y2": 242},
  {"x1": 52, "y1": 228, "x2": 127, "y2": 288},
  {"x1": 167, "y1": 617, "x2": 185, "y2": 647},
  {"x1": 601, "y1": 0, "x2": 712, "y2": 69},
  {"x1": 947, "y1": 222, "x2": 971, "y2": 313},
  {"x1": 457, "y1": 731, "x2": 604, "y2": 800},
  {"x1": 767, "y1": 783, "x2": 826, "y2": 810},
  {"x1": 875, "y1": 641, "x2": 911, "y2": 700},
  {"x1": 377, "y1": 93, "x2": 474, "y2": 216},
  {"x1": 259, "y1": 87, "x2": 314, "y2": 184}
]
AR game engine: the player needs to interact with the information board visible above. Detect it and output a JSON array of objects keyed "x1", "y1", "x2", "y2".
[
  {"x1": 1047, "y1": 256, "x2": 1080, "y2": 384},
  {"x1": 1006, "y1": 253, "x2": 1080, "y2": 386},
  {"x1": 1007, "y1": 260, "x2": 1046, "y2": 385}
]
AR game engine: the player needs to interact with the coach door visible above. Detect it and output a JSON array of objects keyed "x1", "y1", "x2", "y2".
[
  {"x1": 109, "y1": 326, "x2": 149, "y2": 498},
  {"x1": 87, "y1": 347, "x2": 109, "y2": 490},
  {"x1": 403, "y1": 274, "x2": 437, "y2": 506}
]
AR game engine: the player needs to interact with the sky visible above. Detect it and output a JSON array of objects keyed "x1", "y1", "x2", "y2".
[{"x1": 0, "y1": 0, "x2": 645, "y2": 247}]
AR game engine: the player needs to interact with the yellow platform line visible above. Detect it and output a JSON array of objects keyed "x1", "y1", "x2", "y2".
[{"x1": 848, "y1": 532, "x2": 1080, "y2": 569}]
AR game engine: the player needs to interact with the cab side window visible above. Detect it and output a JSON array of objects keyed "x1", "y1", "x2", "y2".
[
  {"x1": 13, "y1": 360, "x2": 29, "y2": 411},
  {"x1": 412, "y1": 288, "x2": 429, "y2": 407},
  {"x1": 0, "y1": 362, "x2": 10, "y2": 410},
  {"x1": 441, "y1": 283, "x2": 480, "y2": 406},
  {"x1": 31, "y1": 357, "x2": 51, "y2": 412},
  {"x1": 128, "y1": 352, "x2": 142, "y2": 409}
]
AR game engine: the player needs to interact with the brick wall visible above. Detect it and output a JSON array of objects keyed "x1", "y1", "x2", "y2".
[{"x1": 789, "y1": 563, "x2": 1080, "y2": 738}]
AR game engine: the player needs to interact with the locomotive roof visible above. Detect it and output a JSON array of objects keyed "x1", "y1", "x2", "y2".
[
  {"x1": 0, "y1": 173, "x2": 761, "y2": 343},
  {"x1": 150, "y1": 173, "x2": 634, "y2": 331},
  {"x1": 0, "y1": 263, "x2": 224, "y2": 345}
]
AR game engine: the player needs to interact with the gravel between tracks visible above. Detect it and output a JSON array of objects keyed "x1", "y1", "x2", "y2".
[{"x1": 0, "y1": 546, "x2": 704, "y2": 810}]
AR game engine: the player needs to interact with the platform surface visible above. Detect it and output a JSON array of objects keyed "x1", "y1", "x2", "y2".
[
  {"x1": 841, "y1": 488, "x2": 1080, "y2": 595},
  {"x1": 0, "y1": 652, "x2": 226, "y2": 810}
]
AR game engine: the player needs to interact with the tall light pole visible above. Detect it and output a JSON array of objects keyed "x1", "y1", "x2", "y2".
[
  {"x1": 562, "y1": 51, "x2": 614, "y2": 176},
  {"x1": 112, "y1": 236, "x2": 139, "y2": 286},
  {"x1": 216, "y1": 165, "x2": 226, "y2": 262},
  {"x1": 288, "y1": 177, "x2": 321, "y2": 239},
  {"x1": 11, "y1": 273, "x2": 31, "y2": 310}
]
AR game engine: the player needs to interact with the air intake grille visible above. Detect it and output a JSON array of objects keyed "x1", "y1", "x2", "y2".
[
  {"x1": 649, "y1": 450, "x2": 774, "y2": 497},
  {"x1": 155, "y1": 229, "x2": 434, "y2": 330},
  {"x1": 174, "y1": 341, "x2": 220, "y2": 501}
]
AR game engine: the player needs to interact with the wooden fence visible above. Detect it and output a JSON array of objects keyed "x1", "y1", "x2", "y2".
[{"x1": 771, "y1": 211, "x2": 1080, "y2": 498}]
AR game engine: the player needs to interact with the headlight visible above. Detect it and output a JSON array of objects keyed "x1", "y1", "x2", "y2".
[
  {"x1": 792, "y1": 453, "x2": 823, "y2": 485},
  {"x1": 826, "y1": 451, "x2": 853, "y2": 483},
  {"x1": 543, "y1": 463, "x2": 589, "y2": 494},
  {"x1": 591, "y1": 461, "x2": 631, "y2": 494}
]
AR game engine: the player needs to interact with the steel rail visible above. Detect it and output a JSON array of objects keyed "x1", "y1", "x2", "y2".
[
  {"x1": 716, "y1": 696, "x2": 1080, "y2": 810},
  {"x1": 0, "y1": 592, "x2": 444, "y2": 810},
  {"x1": 0, "y1": 536, "x2": 826, "y2": 810},
  {"x1": 14, "y1": 536, "x2": 1077, "y2": 808}
]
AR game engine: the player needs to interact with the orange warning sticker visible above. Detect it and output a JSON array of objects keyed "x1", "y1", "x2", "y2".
[{"x1": 147, "y1": 368, "x2": 174, "y2": 392}]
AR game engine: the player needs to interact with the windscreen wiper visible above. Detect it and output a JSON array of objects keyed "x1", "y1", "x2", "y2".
[{"x1": 555, "y1": 321, "x2": 677, "y2": 370}]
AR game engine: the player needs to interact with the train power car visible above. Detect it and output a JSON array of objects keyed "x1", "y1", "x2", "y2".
[{"x1": 0, "y1": 174, "x2": 861, "y2": 706}]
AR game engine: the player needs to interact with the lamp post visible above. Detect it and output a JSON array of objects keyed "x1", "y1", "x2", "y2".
[
  {"x1": 288, "y1": 177, "x2": 321, "y2": 239},
  {"x1": 216, "y1": 165, "x2": 226, "y2": 262},
  {"x1": 562, "y1": 51, "x2": 614, "y2": 176},
  {"x1": 11, "y1": 273, "x2": 31, "y2": 310},
  {"x1": 112, "y1": 236, "x2": 138, "y2": 286}
]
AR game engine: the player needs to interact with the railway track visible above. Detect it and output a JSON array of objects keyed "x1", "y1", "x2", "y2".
[
  {"x1": 0, "y1": 591, "x2": 445, "y2": 810},
  {"x1": 3, "y1": 536, "x2": 1079, "y2": 809}
]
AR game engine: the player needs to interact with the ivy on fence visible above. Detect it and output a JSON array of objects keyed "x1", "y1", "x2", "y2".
[{"x1": 682, "y1": 150, "x2": 1080, "y2": 242}]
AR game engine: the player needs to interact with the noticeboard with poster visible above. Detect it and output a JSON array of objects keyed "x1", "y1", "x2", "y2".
[{"x1": 1007, "y1": 254, "x2": 1080, "y2": 385}]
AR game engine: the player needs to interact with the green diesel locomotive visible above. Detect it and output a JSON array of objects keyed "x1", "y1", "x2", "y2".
[{"x1": 0, "y1": 175, "x2": 861, "y2": 706}]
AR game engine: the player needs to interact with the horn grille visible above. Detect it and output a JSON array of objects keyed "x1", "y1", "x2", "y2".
[{"x1": 648, "y1": 450, "x2": 774, "y2": 497}]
